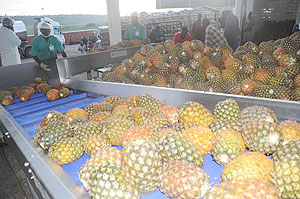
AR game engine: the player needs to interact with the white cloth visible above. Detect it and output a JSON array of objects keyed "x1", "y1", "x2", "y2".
[{"x1": 0, "y1": 27, "x2": 21, "y2": 66}]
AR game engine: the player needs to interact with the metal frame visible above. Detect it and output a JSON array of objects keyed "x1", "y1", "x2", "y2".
[{"x1": 0, "y1": 106, "x2": 89, "y2": 199}]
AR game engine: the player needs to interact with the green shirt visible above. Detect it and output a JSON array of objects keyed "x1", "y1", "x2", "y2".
[
  {"x1": 30, "y1": 35, "x2": 64, "y2": 61},
  {"x1": 124, "y1": 23, "x2": 146, "y2": 40}
]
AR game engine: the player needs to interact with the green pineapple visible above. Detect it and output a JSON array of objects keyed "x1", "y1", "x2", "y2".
[
  {"x1": 213, "y1": 99, "x2": 240, "y2": 121},
  {"x1": 122, "y1": 138, "x2": 161, "y2": 193},
  {"x1": 49, "y1": 137, "x2": 84, "y2": 165}
]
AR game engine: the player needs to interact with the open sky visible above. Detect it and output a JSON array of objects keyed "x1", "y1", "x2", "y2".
[{"x1": 0, "y1": 0, "x2": 159, "y2": 16}]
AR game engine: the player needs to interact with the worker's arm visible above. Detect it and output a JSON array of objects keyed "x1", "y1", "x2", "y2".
[
  {"x1": 32, "y1": 56, "x2": 41, "y2": 65},
  {"x1": 60, "y1": 50, "x2": 67, "y2": 58}
]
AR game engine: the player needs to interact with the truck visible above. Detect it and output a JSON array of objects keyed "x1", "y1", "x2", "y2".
[{"x1": 34, "y1": 17, "x2": 66, "y2": 46}]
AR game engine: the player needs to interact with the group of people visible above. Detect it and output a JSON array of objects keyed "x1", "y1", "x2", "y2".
[
  {"x1": 123, "y1": 8, "x2": 254, "y2": 52},
  {"x1": 0, "y1": 9, "x2": 255, "y2": 70},
  {"x1": 175, "y1": 7, "x2": 243, "y2": 51},
  {"x1": 0, "y1": 17, "x2": 66, "y2": 71}
]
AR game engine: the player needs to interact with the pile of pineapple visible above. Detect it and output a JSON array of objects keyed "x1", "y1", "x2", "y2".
[
  {"x1": 34, "y1": 94, "x2": 300, "y2": 198},
  {"x1": 0, "y1": 77, "x2": 71, "y2": 106},
  {"x1": 101, "y1": 35, "x2": 300, "y2": 102}
]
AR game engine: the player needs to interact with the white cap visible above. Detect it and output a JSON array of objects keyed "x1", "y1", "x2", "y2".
[
  {"x1": 39, "y1": 22, "x2": 52, "y2": 30},
  {"x1": 222, "y1": 6, "x2": 233, "y2": 13}
]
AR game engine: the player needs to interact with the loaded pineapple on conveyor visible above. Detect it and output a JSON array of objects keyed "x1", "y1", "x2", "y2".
[
  {"x1": 100, "y1": 34, "x2": 300, "y2": 102},
  {"x1": 34, "y1": 94, "x2": 300, "y2": 199},
  {"x1": 0, "y1": 77, "x2": 71, "y2": 106}
]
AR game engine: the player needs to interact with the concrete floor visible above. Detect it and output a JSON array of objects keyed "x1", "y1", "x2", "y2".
[{"x1": 0, "y1": 143, "x2": 32, "y2": 199}]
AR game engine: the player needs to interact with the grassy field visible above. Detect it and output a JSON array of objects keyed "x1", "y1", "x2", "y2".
[{"x1": 9, "y1": 14, "x2": 108, "y2": 35}]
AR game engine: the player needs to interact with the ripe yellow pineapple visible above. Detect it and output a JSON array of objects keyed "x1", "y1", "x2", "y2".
[
  {"x1": 179, "y1": 101, "x2": 214, "y2": 127},
  {"x1": 65, "y1": 108, "x2": 89, "y2": 122},
  {"x1": 182, "y1": 126, "x2": 215, "y2": 155},
  {"x1": 222, "y1": 152, "x2": 274, "y2": 182},
  {"x1": 84, "y1": 135, "x2": 111, "y2": 156},
  {"x1": 279, "y1": 120, "x2": 300, "y2": 143},
  {"x1": 122, "y1": 125, "x2": 154, "y2": 142}
]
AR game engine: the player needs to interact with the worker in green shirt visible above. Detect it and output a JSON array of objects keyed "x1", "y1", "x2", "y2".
[
  {"x1": 31, "y1": 23, "x2": 67, "y2": 71},
  {"x1": 124, "y1": 12, "x2": 146, "y2": 41}
]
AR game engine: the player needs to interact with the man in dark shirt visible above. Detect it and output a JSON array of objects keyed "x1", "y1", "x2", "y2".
[{"x1": 192, "y1": 13, "x2": 204, "y2": 42}]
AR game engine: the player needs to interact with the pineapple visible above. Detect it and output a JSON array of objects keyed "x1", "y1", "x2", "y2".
[
  {"x1": 209, "y1": 119, "x2": 242, "y2": 135},
  {"x1": 223, "y1": 81, "x2": 242, "y2": 95},
  {"x1": 40, "y1": 110, "x2": 67, "y2": 127},
  {"x1": 122, "y1": 125, "x2": 154, "y2": 142},
  {"x1": 222, "y1": 152, "x2": 274, "y2": 182},
  {"x1": 49, "y1": 137, "x2": 84, "y2": 165},
  {"x1": 190, "y1": 39, "x2": 204, "y2": 51},
  {"x1": 101, "y1": 119, "x2": 134, "y2": 145},
  {"x1": 157, "y1": 131, "x2": 205, "y2": 167},
  {"x1": 136, "y1": 94, "x2": 164, "y2": 116},
  {"x1": 65, "y1": 108, "x2": 89, "y2": 122},
  {"x1": 122, "y1": 138, "x2": 161, "y2": 193},
  {"x1": 211, "y1": 129, "x2": 245, "y2": 166},
  {"x1": 89, "y1": 112, "x2": 112, "y2": 124},
  {"x1": 204, "y1": 179, "x2": 280, "y2": 199},
  {"x1": 84, "y1": 135, "x2": 111, "y2": 156},
  {"x1": 239, "y1": 105, "x2": 277, "y2": 125},
  {"x1": 130, "y1": 107, "x2": 152, "y2": 125},
  {"x1": 241, "y1": 120, "x2": 283, "y2": 155},
  {"x1": 291, "y1": 87, "x2": 300, "y2": 101},
  {"x1": 280, "y1": 37, "x2": 298, "y2": 53},
  {"x1": 113, "y1": 99, "x2": 135, "y2": 110},
  {"x1": 271, "y1": 139, "x2": 300, "y2": 199},
  {"x1": 87, "y1": 162, "x2": 140, "y2": 199},
  {"x1": 214, "y1": 99, "x2": 240, "y2": 121},
  {"x1": 279, "y1": 120, "x2": 300, "y2": 143},
  {"x1": 37, "y1": 121, "x2": 73, "y2": 151},
  {"x1": 110, "y1": 113, "x2": 135, "y2": 123},
  {"x1": 84, "y1": 102, "x2": 113, "y2": 117},
  {"x1": 1, "y1": 95, "x2": 14, "y2": 106},
  {"x1": 159, "y1": 105, "x2": 179, "y2": 126},
  {"x1": 73, "y1": 121, "x2": 103, "y2": 142},
  {"x1": 164, "y1": 40, "x2": 175, "y2": 53},
  {"x1": 182, "y1": 126, "x2": 215, "y2": 155},
  {"x1": 160, "y1": 160, "x2": 209, "y2": 199},
  {"x1": 46, "y1": 89, "x2": 59, "y2": 101},
  {"x1": 171, "y1": 122, "x2": 195, "y2": 133},
  {"x1": 224, "y1": 57, "x2": 241, "y2": 73},
  {"x1": 68, "y1": 117, "x2": 88, "y2": 131},
  {"x1": 59, "y1": 87, "x2": 70, "y2": 98},
  {"x1": 79, "y1": 147, "x2": 122, "y2": 191},
  {"x1": 178, "y1": 101, "x2": 214, "y2": 127},
  {"x1": 19, "y1": 89, "x2": 31, "y2": 102},
  {"x1": 143, "y1": 113, "x2": 169, "y2": 133}
]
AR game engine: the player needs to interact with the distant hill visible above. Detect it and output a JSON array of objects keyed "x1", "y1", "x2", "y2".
[{"x1": 1, "y1": 15, "x2": 108, "y2": 35}]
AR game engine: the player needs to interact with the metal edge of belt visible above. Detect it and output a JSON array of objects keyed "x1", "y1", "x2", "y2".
[
  {"x1": 63, "y1": 79, "x2": 300, "y2": 122},
  {"x1": 0, "y1": 105, "x2": 89, "y2": 199}
]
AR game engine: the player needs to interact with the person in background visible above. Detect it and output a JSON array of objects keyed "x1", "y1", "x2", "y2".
[
  {"x1": 224, "y1": 9, "x2": 240, "y2": 50},
  {"x1": 192, "y1": 13, "x2": 204, "y2": 42},
  {"x1": 124, "y1": 12, "x2": 146, "y2": 41},
  {"x1": 203, "y1": 18, "x2": 228, "y2": 48},
  {"x1": 81, "y1": 35, "x2": 88, "y2": 48},
  {"x1": 87, "y1": 41, "x2": 94, "y2": 50},
  {"x1": 0, "y1": 17, "x2": 21, "y2": 66},
  {"x1": 31, "y1": 23, "x2": 67, "y2": 71},
  {"x1": 244, "y1": 12, "x2": 255, "y2": 41},
  {"x1": 78, "y1": 41, "x2": 87, "y2": 54},
  {"x1": 173, "y1": 26, "x2": 192, "y2": 45},
  {"x1": 149, "y1": 25, "x2": 163, "y2": 43}
]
